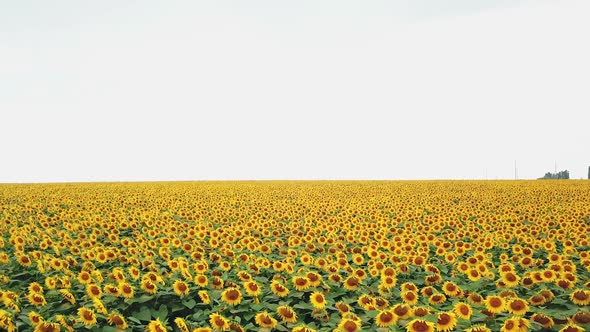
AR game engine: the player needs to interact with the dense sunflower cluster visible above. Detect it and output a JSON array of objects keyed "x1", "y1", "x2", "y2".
[{"x1": 0, "y1": 180, "x2": 589, "y2": 332}]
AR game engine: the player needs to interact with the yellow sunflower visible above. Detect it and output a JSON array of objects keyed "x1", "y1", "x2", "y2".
[
  {"x1": 107, "y1": 312, "x2": 128, "y2": 330},
  {"x1": 27, "y1": 293, "x2": 47, "y2": 307},
  {"x1": 375, "y1": 310, "x2": 397, "y2": 327},
  {"x1": 198, "y1": 290, "x2": 211, "y2": 304},
  {"x1": 276, "y1": 305, "x2": 297, "y2": 323},
  {"x1": 406, "y1": 319, "x2": 434, "y2": 332},
  {"x1": 270, "y1": 280, "x2": 289, "y2": 297},
  {"x1": 484, "y1": 295, "x2": 506, "y2": 314},
  {"x1": 221, "y1": 287, "x2": 242, "y2": 306},
  {"x1": 194, "y1": 274, "x2": 208, "y2": 287},
  {"x1": 145, "y1": 318, "x2": 168, "y2": 332},
  {"x1": 141, "y1": 279, "x2": 158, "y2": 295},
  {"x1": 78, "y1": 307, "x2": 97, "y2": 327},
  {"x1": 56, "y1": 289, "x2": 75, "y2": 305},
  {"x1": 28, "y1": 311, "x2": 44, "y2": 326},
  {"x1": 436, "y1": 312, "x2": 457, "y2": 332},
  {"x1": 86, "y1": 284, "x2": 103, "y2": 299},
  {"x1": 209, "y1": 313, "x2": 230, "y2": 331},
  {"x1": 506, "y1": 298, "x2": 529, "y2": 316},
  {"x1": 118, "y1": 282, "x2": 135, "y2": 298},
  {"x1": 292, "y1": 276, "x2": 311, "y2": 291},
  {"x1": 33, "y1": 322, "x2": 60, "y2": 332},
  {"x1": 310, "y1": 291, "x2": 327, "y2": 309},
  {"x1": 255, "y1": 312, "x2": 278, "y2": 328},
  {"x1": 244, "y1": 281, "x2": 261, "y2": 297},
  {"x1": 529, "y1": 313, "x2": 553, "y2": 329},
  {"x1": 569, "y1": 289, "x2": 590, "y2": 306},
  {"x1": 174, "y1": 317, "x2": 189, "y2": 332},
  {"x1": 173, "y1": 280, "x2": 190, "y2": 296},
  {"x1": 453, "y1": 302, "x2": 473, "y2": 320},
  {"x1": 338, "y1": 317, "x2": 361, "y2": 332}
]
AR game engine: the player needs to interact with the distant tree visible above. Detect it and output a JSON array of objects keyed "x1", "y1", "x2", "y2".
[
  {"x1": 539, "y1": 170, "x2": 570, "y2": 180},
  {"x1": 588, "y1": 166, "x2": 590, "y2": 180}
]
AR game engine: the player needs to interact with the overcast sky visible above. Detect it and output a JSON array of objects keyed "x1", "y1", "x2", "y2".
[{"x1": 1, "y1": 0, "x2": 589, "y2": 182}]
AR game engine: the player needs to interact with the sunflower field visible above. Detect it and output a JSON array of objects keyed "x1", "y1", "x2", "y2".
[{"x1": 1, "y1": 181, "x2": 589, "y2": 332}]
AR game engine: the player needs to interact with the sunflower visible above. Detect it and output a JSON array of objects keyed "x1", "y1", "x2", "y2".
[
  {"x1": 58, "y1": 289, "x2": 76, "y2": 304},
  {"x1": 221, "y1": 287, "x2": 242, "y2": 306},
  {"x1": 93, "y1": 298, "x2": 108, "y2": 315},
  {"x1": 442, "y1": 281, "x2": 462, "y2": 297},
  {"x1": 484, "y1": 295, "x2": 506, "y2": 314},
  {"x1": 436, "y1": 312, "x2": 457, "y2": 332},
  {"x1": 501, "y1": 272, "x2": 520, "y2": 288},
  {"x1": 466, "y1": 292, "x2": 484, "y2": 305},
  {"x1": 17, "y1": 255, "x2": 32, "y2": 267},
  {"x1": 465, "y1": 325, "x2": 492, "y2": 332},
  {"x1": 104, "y1": 284, "x2": 120, "y2": 297},
  {"x1": 28, "y1": 282, "x2": 44, "y2": 294},
  {"x1": 276, "y1": 305, "x2": 297, "y2": 323},
  {"x1": 392, "y1": 304, "x2": 411, "y2": 320},
  {"x1": 556, "y1": 278, "x2": 574, "y2": 290},
  {"x1": 429, "y1": 293, "x2": 447, "y2": 305},
  {"x1": 292, "y1": 276, "x2": 311, "y2": 291},
  {"x1": 570, "y1": 289, "x2": 590, "y2": 306},
  {"x1": 381, "y1": 275, "x2": 397, "y2": 289},
  {"x1": 310, "y1": 291, "x2": 327, "y2": 309},
  {"x1": 401, "y1": 290, "x2": 419, "y2": 306},
  {"x1": 194, "y1": 274, "x2": 208, "y2": 288},
  {"x1": 307, "y1": 272, "x2": 322, "y2": 287},
  {"x1": 528, "y1": 294, "x2": 546, "y2": 306},
  {"x1": 270, "y1": 280, "x2": 289, "y2": 297},
  {"x1": 141, "y1": 279, "x2": 158, "y2": 294},
  {"x1": 343, "y1": 276, "x2": 360, "y2": 291},
  {"x1": 33, "y1": 322, "x2": 60, "y2": 332},
  {"x1": 292, "y1": 325, "x2": 318, "y2": 332},
  {"x1": 530, "y1": 313, "x2": 554, "y2": 329},
  {"x1": 375, "y1": 310, "x2": 397, "y2": 327},
  {"x1": 173, "y1": 280, "x2": 190, "y2": 296},
  {"x1": 540, "y1": 269, "x2": 557, "y2": 282},
  {"x1": 454, "y1": 302, "x2": 473, "y2": 320},
  {"x1": 198, "y1": 290, "x2": 211, "y2": 304},
  {"x1": 501, "y1": 317, "x2": 522, "y2": 332},
  {"x1": 28, "y1": 293, "x2": 47, "y2": 306},
  {"x1": 406, "y1": 319, "x2": 434, "y2": 332},
  {"x1": 174, "y1": 317, "x2": 189, "y2": 332},
  {"x1": 55, "y1": 314, "x2": 74, "y2": 332},
  {"x1": 507, "y1": 298, "x2": 529, "y2": 316},
  {"x1": 118, "y1": 282, "x2": 134, "y2": 298},
  {"x1": 255, "y1": 312, "x2": 278, "y2": 328},
  {"x1": 86, "y1": 284, "x2": 103, "y2": 299},
  {"x1": 467, "y1": 268, "x2": 481, "y2": 281},
  {"x1": 335, "y1": 301, "x2": 352, "y2": 315},
  {"x1": 208, "y1": 313, "x2": 229, "y2": 331},
  {"x1": 374, "y1": 297, "x2": 390, "y2": 310},
  {"x1": 571, "y1": 311, "x2": 590, "y2": 326},
  {"x1": 244, "y1": 281, "x2": 261, "y2": 296},
  {"x1": 78, "y1": 307, "x2": 97, "y2": 327},
  {"x1": 28, "y1": 311, "x2": 44, "y2": 326},
  {"x1": 107, "y1": 312, "x2": 128, "y2": 330},
  {"x1": 146, "y1": 318, "x2": 168, "y2": 332},
  {"x1": 558, "y1": 325, "x2": 585, "y2": 332},
  {"x1": 338, "y1": 318, "x2": 361, "y2": 332},
  {"x1": 77, "y1": 271, "x2": 92, "y2": 285}
]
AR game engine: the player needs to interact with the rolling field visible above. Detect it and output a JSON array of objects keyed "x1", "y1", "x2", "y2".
[{"x1": 1, "y1": 181, "x2": 589, "y2": 332}]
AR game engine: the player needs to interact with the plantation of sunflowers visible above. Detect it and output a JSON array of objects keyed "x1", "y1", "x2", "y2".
[{"x1": 0, "y1": 180, "x2": 589, "y2": 332}]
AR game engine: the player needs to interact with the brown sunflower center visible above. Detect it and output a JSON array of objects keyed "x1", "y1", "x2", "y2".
[{"x1": 438, "y1": 314, "x2": 451, "y2": 325}]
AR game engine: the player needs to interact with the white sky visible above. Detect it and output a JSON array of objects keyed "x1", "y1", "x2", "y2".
[{"x1": 1, "y1": 0, "x2": 589, "y2": 182}]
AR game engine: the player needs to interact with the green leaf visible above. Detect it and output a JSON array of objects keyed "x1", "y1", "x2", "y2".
[
  {"x1": 151, "y1": 304, "x2": 169, "y2": 321},
  {"x1": 133, "y1": 308, "x2": 152, "y2": 322},
  {"x1": 182, "y1": 299, "x2": 196, "y2": 309}
]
